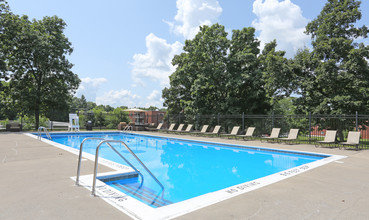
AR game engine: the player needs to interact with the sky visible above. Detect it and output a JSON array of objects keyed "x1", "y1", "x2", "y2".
[{"x1": 9, "y1": 0, "x2": 369, "y2": 108}]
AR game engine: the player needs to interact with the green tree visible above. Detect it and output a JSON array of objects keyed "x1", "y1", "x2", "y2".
[
  {"x1": 92, "y1": 106, "x2": 106, "y2": 128},
  {"x1": 272, "y1": 97, "x2": 297, "y2": 116},
  {"x1": 294, "y1": 0, "x2": 369, "y2": 115},
  {"x1": 2, "y1": 11, "x2": 80, "y2": 129},
  {"x1": 163, "y1": 24, "x2": 271, "y2": 116},
  {"x1": 259, "y1": 40, "x2": 294, "y2": 106},
  {"x1": 0, "y1": 0, "x2": 10, "y2": 83},
  {"x1": 106, "y1": 107, "x2": 129, "y2": 129},
  {"x1": 140, "y1": 106, "x2": 158, "y2": 111},
  {"x1": 164, "y1": 24, "x2": 230, "y2": 115},
  {"x1": 227, "y1": 27, "x2": 270, "y2": 114},
  {"x1": 80, "y1": 95, "x2": 87, "y2": 109}
]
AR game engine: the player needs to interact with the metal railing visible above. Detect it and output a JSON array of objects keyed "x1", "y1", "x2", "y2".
[
  {"x1": 163, "y1": 113, "x2": 369, "y2": 148},
  {"x1": 74, "y1": 138, "x2": 164, "y2": 196},
  {"x1": 122, "y1": 125, "x2": 133, "y2": 132},
  {"x1": 37, "y1": 126, "x2": 51, "y2": 140},
  {"x1": 75, "y1": 137, "x2": 142, "y2": 186}
]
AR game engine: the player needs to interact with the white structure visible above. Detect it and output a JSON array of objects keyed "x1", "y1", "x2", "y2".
[{"x1": 68, "y1": 113, "x2": 80, "y2": 132}]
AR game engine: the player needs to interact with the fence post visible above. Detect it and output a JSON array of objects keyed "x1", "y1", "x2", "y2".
[
  {"x1": 242, "y1": 112, "x2": 245, "y2": 132},
  {"x1": 179, "y1": 112, "x2": 181, "y2": 124},
  {"x1": 356, "y1": 111, "x2": 358, "y2": 131},
  {"x1": 217, "y1": 113, "x2": 220, "y2": 125},
  {"x1": 308, "y1": 112, "x2": 312, "y2": 143},
  {"x1": 272, "y1": 111, "x2": 275, "y2": 129},
  {"x1": 196, "y1": 114, "x2": 199, "y2": 131}
]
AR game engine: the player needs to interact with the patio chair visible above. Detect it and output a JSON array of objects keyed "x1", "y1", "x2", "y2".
[
  {"x1": 261, "y1": 128, "x2": 280, "y2": 142},
  {"x1": 221, "y1": 126, "x2": 240, "y2": 139},
  {"x1": 178, "y1": 124, "x2": 194, "y2": 134},
  {"x1": 191, "y1": 125, "x2": 209, "y2": 136},
  {"x1": 279, "y1": 129, "x2": 299, "y2": 144},
  {"x1": 315, "y1": 130, "x2": 337, "y2": 148},
  {"x1": 164, "y1": 123, "x2": 176, "y2": 133},
  {"x1": 237, "y1": 127, "x2": 256, "y2": 140},
  {"x1": 339, "y1": 131, "x2": 361, "y2": 150},
  {"x1": 170, "y1": 124, "x2": 184, "y2": 134},
  {"x1": 146, "y1": 123, "x2": 162, "y2": 131},
  {"x1": 156, "y1": 123, "x2": 163, "y2": 130},
  {"x1": 203, "y1": 125, "x2": 222, "y2": 137}
]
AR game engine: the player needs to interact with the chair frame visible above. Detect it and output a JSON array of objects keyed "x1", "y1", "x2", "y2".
[
  {"x1": 278, "y1": 129, "x2": 299, "y2": 145},
  {"x1": 178, "y1": 124, "x2": 194, "y2": 134},
  {"x1": 221, "y1": 126, "x2": 240, "y2": 139},
  {"x1": 203, "y1": 125, "x2": 221, "y2": 137},
  {"x1": 261, "y1": 128, "x2": 280, "y2": 142},
  {"x1": 191, "y1": 125, "x2": 209, "y2": 136},
  {"x1": 315, "y1": 130, "x2": 337, "y2": 148},
  {"x1": 339, "y1": 131, "x2": 361, "y2": 150},
  {"x1": 236, "y1": 127, "x2": 256, "y2": 140}
]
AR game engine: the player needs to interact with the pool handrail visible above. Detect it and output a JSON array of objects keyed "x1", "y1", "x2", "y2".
[
  {"x1": 91, "y1": 139, "x2": 165, "y2": 197},
  {"x1": 122, "y1": 125, "x2": 132, "y2": 132},
  {"x1": 37, "y1": 126, "x2": 52, "y2": 140},
  {"x1": 76, "y1": 137, "x2": 144, "y2": 186}
]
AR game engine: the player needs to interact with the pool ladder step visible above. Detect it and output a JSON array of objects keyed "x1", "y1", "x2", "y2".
[
  {"x1": 76, "y1": 138, "x2": 165, "y2": 199},
  {"x1": 112, "y1": 182, "x2": 173, "y2": 208}
]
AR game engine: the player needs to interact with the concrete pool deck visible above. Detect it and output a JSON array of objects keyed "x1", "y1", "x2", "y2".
[{"x1": 0, "y1": 131, "x2": 369, "y2": 220}]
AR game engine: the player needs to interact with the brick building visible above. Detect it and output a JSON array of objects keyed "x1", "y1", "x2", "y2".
[{"x1": 125, "y1": 108, "x2": 165, "y2": 126}]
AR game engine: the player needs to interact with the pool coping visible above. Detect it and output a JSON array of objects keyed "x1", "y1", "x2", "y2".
[{"x1": 25, "y1": 132, "x2": 346, "y2": 220}]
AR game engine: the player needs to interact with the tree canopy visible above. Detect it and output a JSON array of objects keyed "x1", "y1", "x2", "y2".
[
  {"x1": 163, "y1": 24, "x2": 272, "y2": 115},
  {"x1": 0, "y1": 2, "x2": 80, "y2": 128},
  {"x1": 294, "y1": 0, "x2": 369, "y2": 115},
  {"x1": 163, "y1": 0, "x2": 369, "y2": 117}
]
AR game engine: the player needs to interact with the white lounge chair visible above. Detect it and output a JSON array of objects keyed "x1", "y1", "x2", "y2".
[
  {"x1": 155, "y1": 123, "x2": 163, "y2": 131},
  {"x1": 170, "y1": 124, "x2": 184, "y2": 133},
  {"x1": 191, "y1": 125, "x2": 209, "y2": 135},
  {"x1": 203, "y1": 125, "x2": 221, "y2": 137},
  {"x1": 163, "y1": 123, "x2": 176, "y2": 133},
  {"x1": 279, "y1": 129, "x2": 299, "y2": 144},
  {"x1": 340, "y1": 131, "x2": 360, "y2": 150},
  {"x1": 261, "y1": 128, "x2": 280, "y2": 142},
  {"x1": 178, "y1": 124, "x2": 194, "y2": 134},
  {"x1": 315, "y1": 130, "x2": 337, "y2": 147},
  {"x1": 237, "y1": 127, "x2": 256, "y2": 140},
  {"x1": 222, "y1": 126, "x2": 240, "y2": 139}
]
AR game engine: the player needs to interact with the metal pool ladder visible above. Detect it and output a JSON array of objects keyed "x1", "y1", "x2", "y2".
[
  {"x1": 75, "y1": 138, "x2": 164, "y2": 197},
  {"x1": 75, "y1": 137, "x2": 144, "y2": 186},
  {"x1": 122, "y1": 125, "x2": 133, "y2": 132},
  {"x1": 37, "y1": 126, "x2": 52, "y2": 140}
]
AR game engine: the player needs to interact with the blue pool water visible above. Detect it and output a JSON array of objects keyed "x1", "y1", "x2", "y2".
[{"x1": 42, "y1": 132, "x2": 327, "y2": 208}]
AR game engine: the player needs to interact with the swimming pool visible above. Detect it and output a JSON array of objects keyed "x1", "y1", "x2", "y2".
[{"x1": 32, "y1": 131, "x2": 344, "y2": 219}]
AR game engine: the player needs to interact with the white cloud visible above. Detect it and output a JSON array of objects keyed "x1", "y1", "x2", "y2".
[
  {"x1": 148, "y1": 90, "x2": 160, "y2": 101},
  {"x1": 75, "y1": 77, "x2": 108, "y2": 101},
  {"x1": 252, "y1": 0, "x2": 310, "y2": 57},
  {"x1": 168, "y1": 0, "x2": 222, "y2": 39},
  {"x1": 96, "y1": 89, "x2": 140, "y2": 107},
  {"x1": 145, "y1": 90, "x2": 164, "y2": 107},
  {"x1": 131, "y1": 33, "x2": 182, "y2": 88}
]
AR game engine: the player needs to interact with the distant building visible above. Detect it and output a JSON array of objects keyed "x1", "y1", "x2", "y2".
[
  {"x1": 145, "y1": 110, "x2": 166, "y2": 125},
  {"x1": 124, "y1": 108, "x2": 165, "y2": 126}
]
